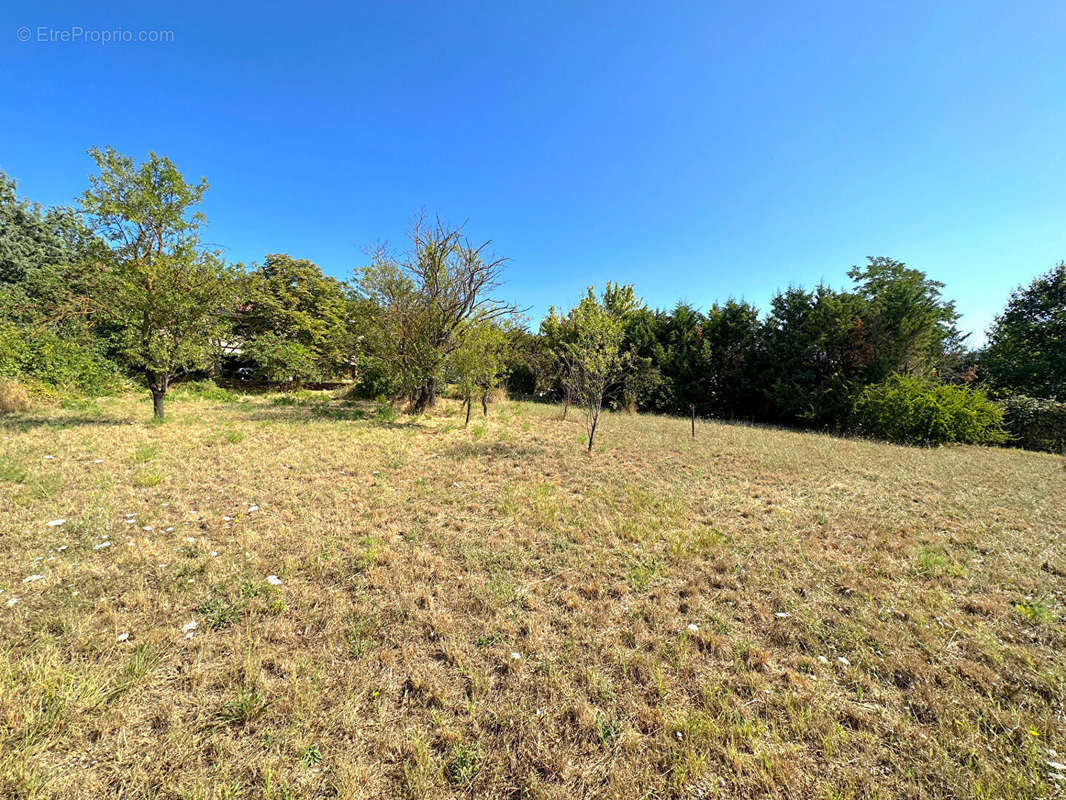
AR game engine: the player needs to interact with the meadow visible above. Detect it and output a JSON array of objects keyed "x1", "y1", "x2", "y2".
[{"x1": 0, "y1": 389, "x2": 1063, "y2": 799}]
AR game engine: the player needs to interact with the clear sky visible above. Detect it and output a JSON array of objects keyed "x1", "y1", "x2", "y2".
[{"x1": 3, "y1": 0, "x2": 1065, "y2": 341}]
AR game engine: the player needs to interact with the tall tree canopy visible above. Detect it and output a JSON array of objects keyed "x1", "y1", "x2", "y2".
[
  {"x1": 760, "y1": 285, "x2": 871, "y2": 427},
  {"x1": 0, "y1": 171, "x2": 97, "y2": 315},
  {"x1": 847, "y1": 256, "x2": 963, "y2": 381},
  {"x1": 240, "y1": 254, "x2": 354, "y2": 381},
  {"x1": 80, "y1": 146, "x2": 239, "y2": 419},
  {"x1": 982, "y1": 262, "x2": 1066, "y2": 400}
]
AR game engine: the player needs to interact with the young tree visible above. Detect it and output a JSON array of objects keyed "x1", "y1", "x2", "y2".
[
  {"x1": 354, "y1": 216, "x2": 516, "y2": 413},
  {"x1": 449, "y1": 318, "x2": 510, "y2": 425},
  {"x1": 566, "y1": 288, "x2": 629, "y2": 452},
  {"x1": 80, "y1": 147, "x2": 238, "y2": 419},
  {"x1": 982, "y1": 262, "x2": 1066, "y2": 400},
  {"x1": 539, "y1": 306, "x2": 579, "y2": 418}
]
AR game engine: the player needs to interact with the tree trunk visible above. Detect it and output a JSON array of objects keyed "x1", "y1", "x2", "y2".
[
  {"x1": 464, "y1": 397, "x2": 471, "y2": 427},
  {"x1": 690, "y1": 404, "x2": 695, "y2": 438},
  {"x1": 587, "y1": 401, "x2": 600, "y2": 452},
  {"x1": 151, "y1": 388, "x2": 166, "y2": 421},
  {"x1": 409, "y1": 377, "x2": 438, "y2": 414},
  {"x1": 562, "y1": 386, "x2": 571, "y2": 420},
  {"x1": 148, "y1": 371, "x2": 168, "y2": 421},
  {"x1": 481, "y1": 391, "x2": 488, "y2": 417}
]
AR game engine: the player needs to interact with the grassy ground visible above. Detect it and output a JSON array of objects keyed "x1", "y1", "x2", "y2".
[{"x1": 0, "y1": 389, "x2": 1063, "y2": 799}]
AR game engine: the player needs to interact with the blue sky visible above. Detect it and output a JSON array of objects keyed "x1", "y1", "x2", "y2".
[{"x1": 4, "y1": 0, "x2": 1065, "y2": 341}]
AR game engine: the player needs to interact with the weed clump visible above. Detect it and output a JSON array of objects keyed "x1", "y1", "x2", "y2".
[{"x1": 0, "y1": 379, "x2": 31, "y2": 414}]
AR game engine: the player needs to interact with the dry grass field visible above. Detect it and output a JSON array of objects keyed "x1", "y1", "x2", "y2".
[{"x1": 1, "y1": 389, "x2": 1063, "y2": 799}]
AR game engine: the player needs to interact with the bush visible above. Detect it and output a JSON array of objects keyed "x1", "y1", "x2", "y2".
[
  {"x1": 0, "y1": 322, "x2": 122, "y2": 394},
  {"x1": 346, "y1": 354, "x2": 396, "y2": 401},
  {"x1": 245, "y1": 333, "x2": 320, "y2": 384},
  {"x1": 0, "y1": 379, "x2": 32, "y2": 414},
  {"x1": 172, "y1": 380, "x2": 241, "y2": 403},
  {"x1": 852, "y1": 375, "x2": 1005, "y2": 446},
  {"x1": 998, "y1": 395, "x2": 1066, "y2": 453}
]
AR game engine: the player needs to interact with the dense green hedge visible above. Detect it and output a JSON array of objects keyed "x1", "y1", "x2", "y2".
[
  {"x1": 0, "y1": 322, "x2": 122, "y2": 394},
  {"x1": 998, "y1": 395, "x2": 1066, "y2": 453},
  {"x1": 852, "y1": 375, "x2": 1005, "y2": 446}
]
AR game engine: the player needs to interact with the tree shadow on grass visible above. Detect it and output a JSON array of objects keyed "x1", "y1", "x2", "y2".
[
  {"x1": 0, "y1": 414, "x2": 138, "y2": 433},
  {"x1": 441, "y1": 439, "x2": 545, "y2": 461},
  {"x1": 228, "y1": 402, "x2": 424, "y2": 430}
]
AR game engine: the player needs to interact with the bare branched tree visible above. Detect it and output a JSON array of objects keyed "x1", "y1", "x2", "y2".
[{"x1": 355, "y1": 215, "x2": 517, "y2": 413}]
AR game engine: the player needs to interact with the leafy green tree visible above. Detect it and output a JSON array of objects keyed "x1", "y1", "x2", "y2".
[
  {"x1": 0, "y1": 171, "x2": 114, "y2": 391},
  {"x1": 245, "y1": 332, "x2": 320, "y2": 385},
  {"x1": 498, "y1": 326, "x2": 542, "y2": 396},
  {"x1": 240, "y1": 254, "x2": 353, "y2": 379},
  {"x1": 981, "y1": 262, "x2": 1066, "y2": 400},
  {"x1": 615, "y1": 306, "x2": 668, "y2": 411},
  {"x1": 538, "y1": 305, "x2": 579, "y2": 417},
  {"x1": 760, "y1": 285, "x2": 871, "y2": 427},
  {"x1": 0, "y1": 171, "x2": 89, "y2": 287},
  {"x1": 565, "y1": 287, "x2": 630, "y2": 452},
  {"x1": 658, "y1": 302, "x2": 709, "y2": 431},
  {"x1": 354, "y1": 216, "x2": 516, "y2": 413},
  {"x1": 701, "y1": 299, "x2": 761, "y2": 418},
  {"x1": 449, "y1": 318, "x2": 510, "y2": 425},
  {"x1": 848, "y1": 257, "x2": 962, "y2": 381},
  {"x1": 80, "y1": 147, "x2": 239, "y2": 419}
]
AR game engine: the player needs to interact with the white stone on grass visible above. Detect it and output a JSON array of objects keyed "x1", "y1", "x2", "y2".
[
  {"x1": 266, "y1": 575, "x2": 282, "y2": 586},
  {"x1": 46, "y1": 519, "x2": 66, "y2": 527}
]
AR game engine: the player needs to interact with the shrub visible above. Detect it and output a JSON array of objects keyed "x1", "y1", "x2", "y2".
[
  {"x1": 172, "y1": 380, "x2": 240, "y2": 403},
  {"x1": 373, "y1": 402, "x2": 397, "y2": 422},
  {"x1": 244, "y1": 333, "x2": 320, "y2": 385},
  {"x1": 346, "y1": 354, "x2": 396, "y2": 401},
  {"x1": 0, "y1": 322, "x2": 122, "y2": 395},
  {"x1": 0, "y1": 379, "x2": 32, "y2": 414},
  {"x1": 998, "y1": 395, "x2": 1066, "y2": 453},
  {"x1": 852, "y1": 375, "x2": 1005, "y2": 446}
]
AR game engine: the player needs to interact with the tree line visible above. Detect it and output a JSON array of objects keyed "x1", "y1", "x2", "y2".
[{"x1": 1, "y1": 148, "x2": 1064, "y2": 450}]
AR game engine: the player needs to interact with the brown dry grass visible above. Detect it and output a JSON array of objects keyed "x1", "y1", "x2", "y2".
[
  {"x1": 0, "y1": 390, "x2": 1063, "y2": 799},
  {"x1": 0, "y1": 379, "x2": 31, "y2": 415}
]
